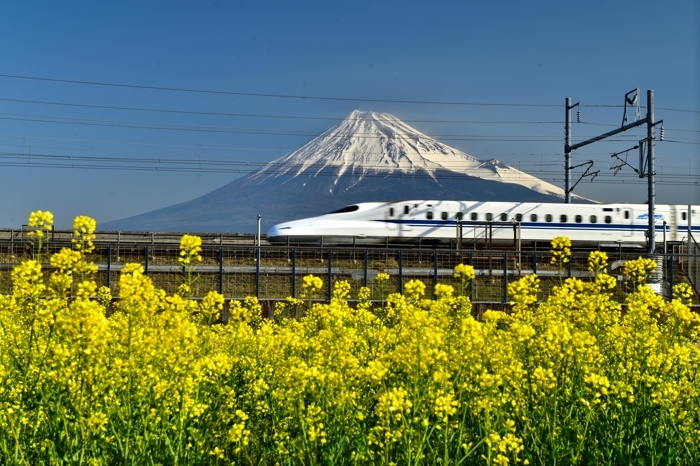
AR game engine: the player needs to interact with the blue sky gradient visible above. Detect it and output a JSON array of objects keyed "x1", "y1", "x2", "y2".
[{"x1": 0, "y1": 1, "x2": 697, "y2": 229}]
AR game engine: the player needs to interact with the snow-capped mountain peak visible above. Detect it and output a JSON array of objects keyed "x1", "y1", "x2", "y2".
[
  {"x1": 104, "y1": 110, "x2": 593, "y2": 233},
  {"x1": 252, "y1": 110, "x2": 572, "y2": 199}
]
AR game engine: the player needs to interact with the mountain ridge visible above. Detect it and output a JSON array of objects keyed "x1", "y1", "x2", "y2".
[{"x1": 103, "y1": 111, "x2": 590, "y2": 233}]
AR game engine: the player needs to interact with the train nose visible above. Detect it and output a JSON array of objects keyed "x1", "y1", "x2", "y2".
[{"x1": 266, "y1": 223, "x2": 292, "y2": 244}]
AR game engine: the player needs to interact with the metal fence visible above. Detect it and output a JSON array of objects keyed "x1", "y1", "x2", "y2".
[
  {"x1": 679, "y1": 233, "x2": 700, "y2": 298},
  {"x1": 1, "y1": 241, "x2": 698, "y2": 305}
]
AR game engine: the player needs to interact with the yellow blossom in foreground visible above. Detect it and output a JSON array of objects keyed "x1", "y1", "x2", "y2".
[
  {"x1": 27, "y1": 210, "x2": 54, "y2": 239},
  {"x1": 550, "y1": 235, "x2": 572, "y2": 266},
  {"x1": 178, "y1": 234, "x2": 203, "y2": 266},
  {"x1": 623, "y1": 256, "x2": 658, "y2": 288},
  {"x1": 588, "y1": 250, "x2": 608, "y2": 276},
  {"x1": 453, "y1": 263, "x2": 476, "y2": 280},
  {"x1": 376, "y1": 272, "x2": 390, "y2": 283},
  {"x1": 72, "y1": 215, "x2": 97, "y2": 253},
  {"x1": 302, "y1": 274, "x2": 323, "y2": 291},
  {"x1": 404, "y1": 279, "x2": 426, "y2": 300},
  {"x1": 1, "y1": 228, "x2": 700, "y2": 465}
]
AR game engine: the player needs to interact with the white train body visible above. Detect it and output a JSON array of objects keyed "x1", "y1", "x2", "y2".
[{"x1": 266, "y1": 201, "x2": 699, "y2": 248}]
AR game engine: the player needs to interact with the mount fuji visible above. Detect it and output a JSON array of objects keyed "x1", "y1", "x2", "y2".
[{"x1": 103, "y1": 110, "x2": 590, "y2": 233}]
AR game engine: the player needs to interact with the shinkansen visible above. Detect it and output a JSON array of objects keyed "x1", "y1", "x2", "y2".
[{"x1": 266, "y1": 201, "x2": 699, "y2": 248}]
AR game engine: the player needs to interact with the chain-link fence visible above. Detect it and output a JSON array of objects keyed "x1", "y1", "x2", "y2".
[
  {"x1": 678, "y1": 233, "x2": 700, "y2": 299},
  {"x1": 1, "y1": 241, "x2": 698, "y2": 304}
]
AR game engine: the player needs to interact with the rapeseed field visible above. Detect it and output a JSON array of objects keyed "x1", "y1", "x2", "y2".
[{"x1": 0, "y1": 213, "x2": 698, "y2": 465}]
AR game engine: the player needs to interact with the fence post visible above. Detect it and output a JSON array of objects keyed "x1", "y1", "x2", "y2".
[
  {"x1": 433, "y1": 250, "x2": 438, "y2": 288},
  {"x1": 533, "y1": 251, "x2": 537, "y2": 275},
  {"x1": 327, "y1": 249, "x2": 332, "y2": 302},
  {"x1": 468, "y1": 250, "x2": 474, "y2": 302},
  {"x1": 502, "y1": 251, "x2": 508, "y2": 304},
  {"x1": 107, "y1": 244, "x2": 111, "y2": 291},
  {"x1": 144, "y1": 245, "x2": 149, "y2": 275},
  {"x1": 255, "y1": 246, "x2": 260, "y2": 298},
  {"x1": 218, "y1": 246, "x2": 223, "y2": 294},
  {"x1": 363, "y1": 250, "x2": 368, "y2": 287},
  {"x1": 669, "y1": 253, "x2": 674, "y2": 298},
  {"x1": 291, "y1": 249, "x2": 296, "y2": 298},
  {"x1": 398, "y1": 250, "x2": 403, "y2": 293}
]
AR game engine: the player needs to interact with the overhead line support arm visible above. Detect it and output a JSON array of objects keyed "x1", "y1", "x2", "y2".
[{"x1": 566, "y1": 118, "x2": 646, "y2": 153}]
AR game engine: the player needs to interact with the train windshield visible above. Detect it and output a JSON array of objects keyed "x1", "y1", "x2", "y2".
[{"x1": 326, "y1": 205, "x2": 360, "y2": 214}]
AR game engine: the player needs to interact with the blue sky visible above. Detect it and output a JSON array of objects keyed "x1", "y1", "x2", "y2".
[{"x1": 0, "y1": 1, "x2": 698, "y2": 229}]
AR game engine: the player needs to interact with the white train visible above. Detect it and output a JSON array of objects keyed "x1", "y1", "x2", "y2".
[{"x1": 266, "y1": 200, "x2": 699, "y2": 248}]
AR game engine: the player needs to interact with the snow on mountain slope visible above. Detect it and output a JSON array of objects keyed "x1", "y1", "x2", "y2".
[{"x1": 250, "y1": 110, "x2": 574, "y2": 199}]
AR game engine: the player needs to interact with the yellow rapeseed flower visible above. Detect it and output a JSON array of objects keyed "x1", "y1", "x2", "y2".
[
  {"x1": 72, "y1": 215, "x2": 97, "y2": 253},
  {"x1": 453, "y1": 263, "x2": 476, "y2": 280},
  {"x1": 27, "y1": 210, "x2": 54, "y2": 237},
  {"x1": 376, "y1": 272, "x2": 390, "y2": 283},
  {"x1": 178, "y1": 234, "x2": 203, "y2": 266},
  {"x1": 550, "y1": 236, "x2": 572, "y2": 267}
]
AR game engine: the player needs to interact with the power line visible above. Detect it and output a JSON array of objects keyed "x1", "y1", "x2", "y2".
[
  {"x1": 0, "y1": 97, "x2": 562, "y2": 125},
  {"x1": 4, "y1": 113, "x2": 696, "y2": 144},
  {"x1": 3, "y1": 97, "x2": 698, "y2": 134},
  {"x1": 1, "y1": 150, "x2": 696, "y2": 182},
  {"x1": 3, "y1": 73, "x2": 697, "y2": 112},
  {"x1": 0, "y1": 114, "x2": 571, "y2": 141},
  {"x1": 580, "y1": 104, "x2": 700, "y2": 114},
  {"x1": 2, "y1": 161, "x2": 697, "y2": 187},
  {"x1": 0, "y1": 73, "x2": 561, "y2": 107}
]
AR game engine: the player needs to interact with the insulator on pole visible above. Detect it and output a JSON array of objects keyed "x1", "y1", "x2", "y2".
[
  {"x1": 576, "y1": 109, "x2": 581, "y2": 123},
  {"x1": 659, "y1": 126, "x2": 664, "y2": 141}
]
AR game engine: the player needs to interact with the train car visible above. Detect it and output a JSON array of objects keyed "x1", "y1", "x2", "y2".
[{"x1": 266, "y1": 200, "x2": 699, "y2": 249}]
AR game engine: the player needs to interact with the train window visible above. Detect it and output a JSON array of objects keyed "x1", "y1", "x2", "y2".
[
  {"x1": 605, "y1": 215, "x2": 612, "y2": 224},
  {"x1": 624, "y1": 211, "x2": 629, "y2": 220},
  {"x1": 531, "y1": 214, "x2": 538, "y2": 222},
  {"x1": 515, "y1": 213, "x2": 523, "y2": 222},
  {"x1": 426, "y1": 211, "x2": 433, "y2": 220},
  {"x1": 389, "y1": 208, "x2": 394, "y2": 217},
  {"x1": 471, "y1": 212, "x2": 478, "y2": 221},
  {"x1": 590, "y1": 215, "x2": 597, "y2": 223},
  {"x1": 575, "y1": 215, "x2": 582, "y2": 223},
  {"x1": 500, "y1": 213, "x2": 508, "y2": 221},
  {"x1": 682, "y1": 212, "x2": 687, "y2": 221},
  {"x1": 327, "y1": 205, "x2": 359, "y2": 214},
  {"x1": 486, "y1": 213, "x2": 493, "y2": 221},
  {"x1": 603, "y1": 208, "x2": 613, "y2": 212},
  {"x1": 560, "y1": 214, "x2": 567, "y2": 223},
  {"x1": 456, "y1": 212, "x2": 463, "y2": 220},
  {"x1": 404, "y1": 205, "x2": 409, "y2": 214},
  {"x1": 441, "y1": 212, "x2": 448, "y2": 220},
  {"x1": 546, "y1": 214, "x2": 552, "y2": 222}
]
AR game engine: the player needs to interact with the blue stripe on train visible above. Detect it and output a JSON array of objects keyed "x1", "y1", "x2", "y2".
[{"x1": 376, "y1": 219, "x2": 699, "y2": 232}]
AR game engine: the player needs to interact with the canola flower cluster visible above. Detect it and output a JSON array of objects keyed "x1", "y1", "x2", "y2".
[
  {"x1": 0, "y1": 212, "x2": 699, "y2": 465},
  {"x1": 550, "y1": 235, "x2": 572, "y2": 268}
]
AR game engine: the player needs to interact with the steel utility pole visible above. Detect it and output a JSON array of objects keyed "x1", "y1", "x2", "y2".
[
  {"x1": 564, "y1": 98, "x2": 579, "y2": 203},
  {"x1": 646, "y1": 90, "x2": 656, "y2": 253},
  {"x1": 564, "y1": 89, "x2": 662, "y2": 253}
]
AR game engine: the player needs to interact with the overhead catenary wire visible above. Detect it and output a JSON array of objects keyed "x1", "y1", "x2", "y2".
[
  {"x1": 1, "y1": 113, "x2": 697, "y2": 145},
  {"x1": 0, "y1": 97, "x2": 564, "y2": 125},
  {"x1": 2, "y1": 74, "x2": 699, "y2": 114},
  {"x1": 0, "y1": 150, "x2": 696, "y2": 183},
  {"x1": 0, "y1": 97, "x2": 697, "y2": 135},
  {"x1": 0, "y1": 73, "x2": 697, "y2": 199},
  {"x1": 0, "y1": 74, "x2": 562, "y2": 107}
]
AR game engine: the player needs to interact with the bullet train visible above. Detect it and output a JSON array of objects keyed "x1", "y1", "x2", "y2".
[{"x1": 266, "y1": 200, "x2": 699, "y2": 248}]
